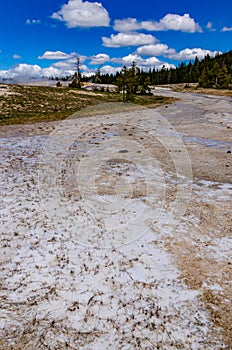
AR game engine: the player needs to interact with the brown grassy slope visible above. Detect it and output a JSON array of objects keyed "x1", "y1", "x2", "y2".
[{"x1": 0, "y1": 84, "x2": 174, "y2": 125}]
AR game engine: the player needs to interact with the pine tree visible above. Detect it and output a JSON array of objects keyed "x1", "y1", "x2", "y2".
[
  {"x1": 115, "y1": 62, "x2": 152, "y2": 101},
  {"x1": 217, "y1": 65, "x2": 231, "y2": 88}
]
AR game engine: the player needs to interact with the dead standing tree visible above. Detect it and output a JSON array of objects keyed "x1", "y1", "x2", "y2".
[
  {"x1": 69, "y1": 56, "x2": 82, "y2": 88},
  {"x1": 94, "y1": 65, "x2": 102, "y2": 83}
]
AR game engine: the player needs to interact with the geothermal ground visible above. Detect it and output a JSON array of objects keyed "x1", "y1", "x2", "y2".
[{"x1": 0, "y1": 89, "x2": 231, "y2": 349}]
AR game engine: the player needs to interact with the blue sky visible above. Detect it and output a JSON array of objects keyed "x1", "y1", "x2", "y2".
[{"x1": 0, "y1": 0, "x2": 231, "y2": 79}]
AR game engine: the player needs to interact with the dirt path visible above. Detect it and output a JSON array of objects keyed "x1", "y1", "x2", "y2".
[{"x1": 0, "y1": 92, "x2": 231, "y2": 349}]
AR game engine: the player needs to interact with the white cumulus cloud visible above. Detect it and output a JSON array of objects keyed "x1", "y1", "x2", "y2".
[
  {"x1": 168, "y1": 48, "x2": 221, "y2": 60},
  {"x1": 51, "y1": 0, "x2": 110, "y2": 28},
  {"x1": 52, "y1": 58, "x2": 76, "y2": 69},
  {"x1": 114, "y1": 14, "x2": 202, "y2": 33},
  {"x1": 112, "y1": 54, "x2": 144, "y2": 65},
  {"x1": 113, "y1": 18, "x2": 141, "y2": 32},
  {"x1": 52, "y1": 57, "x2": 86, "y2": 70},
  {"x1": 136, "y1": 44, "x2": 175, "y2": 56},
  {"x1": 102, "y1": 32, "x2": 157, "y2": 48},
  {"x1": 38, "y1": 51, "x2": 76, "y2": 60},
  {"x1": 150, "y1": 13, "x2": 202, "y2": 33},
  {"x1": 100, "y1": 65, "x2": 121, "y2": 75},
  {"x1": 12, "y1": 64, "x2": 43, "y2": 77},
  {"x1": 143, "y1": 59, "x2": 175, "y2": 70},
  {"x1": 112, "y1": 54, "x2": 174, "y2": 70},
  {"x1": 221, "y1": 26, "x2": 232, "y2": 32},
  {"x1": 90, "y1": 53, "x2": 110, "y2": 65}
]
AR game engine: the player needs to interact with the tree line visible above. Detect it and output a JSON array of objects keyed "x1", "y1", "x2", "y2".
[
  {"x1": 53, "y1": 50, "x2": 232, "y2": 90},
  {"x1": 110, "y1": 50, "x2": 232, "y2": 89}
]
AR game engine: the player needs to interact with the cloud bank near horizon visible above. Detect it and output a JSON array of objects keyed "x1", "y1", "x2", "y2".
[{"x1": 0, "y1": 47, "x2": 220, "y2": 80}]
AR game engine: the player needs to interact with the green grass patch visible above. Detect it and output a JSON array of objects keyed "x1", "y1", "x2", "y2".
[{"x1": 132, "y1": 94, "x2": 175, "y2": 107}]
